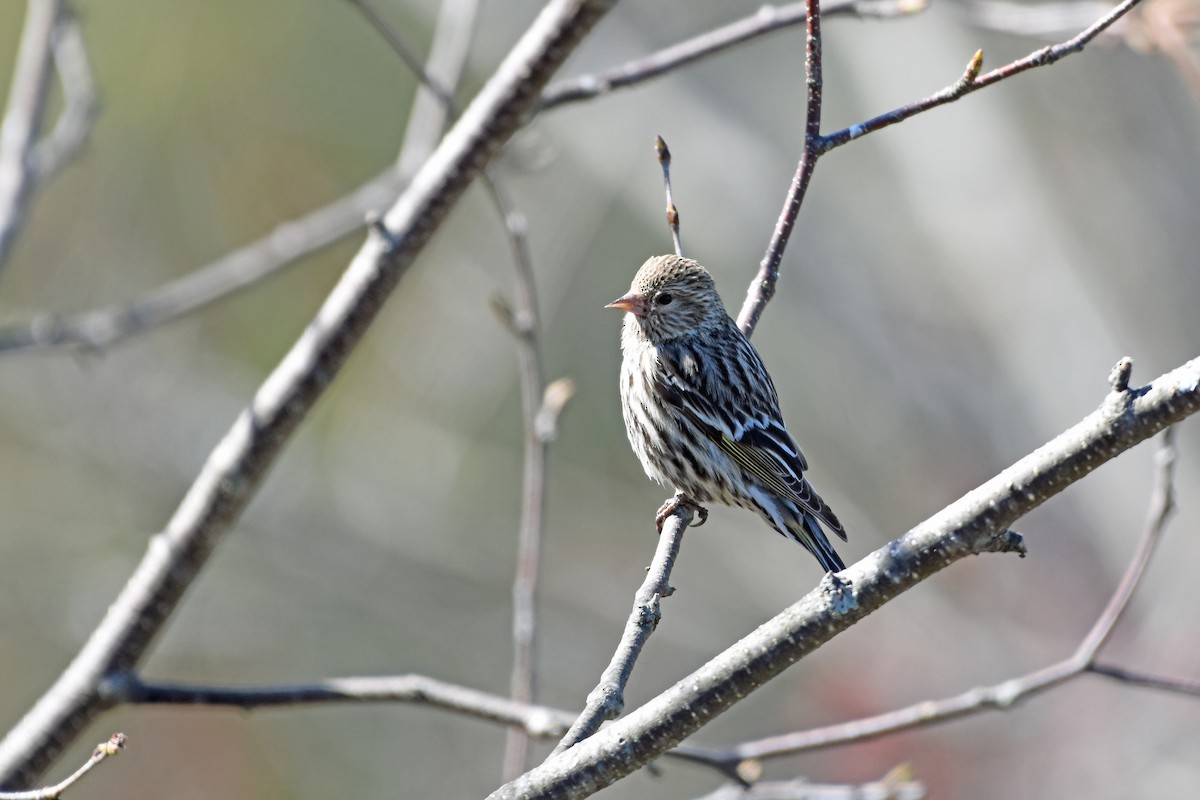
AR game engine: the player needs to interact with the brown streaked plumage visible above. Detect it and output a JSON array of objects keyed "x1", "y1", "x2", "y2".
[{"x1": 608, "y1": 254, "x2": 847, "y2": 573}]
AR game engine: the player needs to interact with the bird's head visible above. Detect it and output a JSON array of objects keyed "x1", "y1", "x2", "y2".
[{"x1": 606, "y1": 255, "x2": 727, "y2": 342}]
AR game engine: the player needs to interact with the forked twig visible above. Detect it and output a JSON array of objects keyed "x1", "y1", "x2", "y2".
[
  {"x1": 0, "y1": 734, "x2": 125, "y2": 800},
  {"x1": 737, "y1": 0, "x2": 1144, "y2": 336}
]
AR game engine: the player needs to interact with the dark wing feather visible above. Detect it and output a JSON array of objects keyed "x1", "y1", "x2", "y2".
[{"x1": 656, "y1": 326, "x2": 844, "y2": 539}]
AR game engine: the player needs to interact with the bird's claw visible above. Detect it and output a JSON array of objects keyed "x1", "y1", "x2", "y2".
[{"x1": 655, "y1": 494, "x2": 708, "y2": 533}]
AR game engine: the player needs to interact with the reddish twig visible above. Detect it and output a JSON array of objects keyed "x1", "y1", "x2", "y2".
[{"x1": 736, "y1": 0, "x2": 1144, "y2": 336}]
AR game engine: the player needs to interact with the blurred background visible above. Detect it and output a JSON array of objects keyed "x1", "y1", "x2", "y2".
[{"x1": 0, "y1": 0, "x2": 1198, "y2": 797}]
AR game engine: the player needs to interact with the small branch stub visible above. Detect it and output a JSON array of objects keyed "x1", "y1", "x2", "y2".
[{"x1": 1110, "y1": 356, "x2": 1134, "y2": 392}]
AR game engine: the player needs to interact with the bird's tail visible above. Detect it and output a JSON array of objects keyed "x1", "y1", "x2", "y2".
[{"x1": 783, "y1": 511, "x2": 846, "y2": 574}]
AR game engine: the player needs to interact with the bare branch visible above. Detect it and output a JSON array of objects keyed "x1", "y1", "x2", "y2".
[
  {"x1": 656, "y1": 135, "x2": 683, "y2": 257},
  {"x1": 0, "y1": 734, "x2": 125, "y2": 800},
  {"x1": 29, "y1": 10, "x2": 97, "y2": 183},
  {"x1": 819, "y1": 0, "x2": 1141, "y2": 150},
  {"x1": 1087, "y1": 662, "x2": 1200, "y2": 697},
  {"x1": 0, "y1": 0, "x2": 618, "y2": 786},
  {"x1": 0, "y1": 0, "x2": 60, "y2": 270},
  {"x1": 395, "y1": 0, "x2": 480, "y2": 177},
  {"x1": 0, "y1": 0, "x2": 475, "y2": 357},
  {"x1": 0, "y1": 168, "x2": 402, "y2": 355},
  {"x1": 537, "y1": 0, "x2": 926, "y2": 112},
  {"x1": 490, "y1": 182, "x2": 551, "y2": 778},
  {"x1": 346, "y1": 0, "x2": 456, "y2": 107},
  {"x1": 109, "y1": 673, "x2": 574, "y2": 737},
  {"x1": 488, "y1": 357, "x2": 1200, "y2": 799},
  {"x1": 680, "y1": 426, "x2": 1179, "y2": 766},
  {"x1": 736, "y1": 0, "x2": 825, "y2": 337},
  {"x1": 737, "y1": 0, "x2": 1144, "y2": 336},
  {"x1": 552, "y1": 505, "x2": 693, "y2": 754},
  {"x1": 92, "y1": 671, "x2": 733, "y2": 783}
]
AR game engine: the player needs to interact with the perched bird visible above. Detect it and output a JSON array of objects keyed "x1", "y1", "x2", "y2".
[{"x1": 607, "y1": 254, "x2": 848, "y2": 573}]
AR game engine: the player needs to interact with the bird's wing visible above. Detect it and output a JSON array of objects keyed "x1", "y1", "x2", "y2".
[{"x1": 656, "y1": 333, "x2": 819, "y2": 511}]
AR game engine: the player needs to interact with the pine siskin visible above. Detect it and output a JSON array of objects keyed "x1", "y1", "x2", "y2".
[{"x1": 607, "y1": 254, "x2": 848, "y2": 573}]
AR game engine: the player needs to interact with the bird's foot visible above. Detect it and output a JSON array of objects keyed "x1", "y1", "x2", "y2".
[{"x1": 655, "y1": 492, "x2": 709, "y2": 533}]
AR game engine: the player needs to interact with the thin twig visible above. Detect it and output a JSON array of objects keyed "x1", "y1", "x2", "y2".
[
  {"x1": 395, "y1": 0, "x2": 479, "y2": 177},
  {"x1": 736, "y1": 0, "x2": 825, "y2": 337},
  {"x1": 489, "y1": 358, "x2": 1200, "y2": 799},
  {"x1": 0, "y1": 0, "x2": 618, "y2": 786},
  {"x1": 819, "y1": 0, "x2": 1139, "y2": 150},
  {"x1": 552, "y1": 506, "x2": 693, "y2": 754},
  {"x1": 537, "y1": 0, "x2": 926, "y2": 112},
  {"x1": 656, "y1": 135, "x2": 683, "y2": 256},
  {"x1": 0, "y1": 734, "x2": 125, "y2": 800},
  {"x1": 100, "y1": 671, "x2": 732, "y2": 779},
  {"x1": 345, "y1": 0, "x2": 456, "y2": 107},
  {"x1": 342, "y1": 0, "x2": 561, "y2": 779},
  {"x1": 1087, "y1": 662, "x2": 1200, "y2": 697},
  {"x1": 736, "y1": 0, "x2": 1145, "y2": 336},
  {"x1": 661, "y1": 427, "x2": 1183, "y2": 767},
  {"x1": 0, "y1": 0, "x2": 61, "y2": 271},
  {"x1": 109, "y1": 673, "x2": 574, "y2": 736},
  {"x1": 489, "y1": 182, "x2": 551, "y2": 778}
]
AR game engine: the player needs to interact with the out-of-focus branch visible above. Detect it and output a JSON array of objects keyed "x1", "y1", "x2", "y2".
[
  {"x1": 0, "y1": 0, "x2": 473, "y2": 357},
  {"x1": 109, "y1": 673, "x2": 574, "y2": 736},
  {"x1": 737, "y1": 0, "x2": 1144, "y2": 335},
  {"x1": 0, "y1": 734, "x2": 125, "y2": 800},
  {"x1": 29, "y1": 10, "x2": 97, "y2": 183},
  {"x1": 395, "y1": 0, "x2": 479, "y2": 177},
  {"x1": 656, "y1": 135, "x2": 683, "y2": 256},
  {"x1": 694, "y1": 766, "x2": 924, "y2": 800},
  {"x1": 0, "y1": 0, "x2": 926, "y2": 355},
  {"x1": 490, "y1": 195, "x2": 576, "y2": 778},
  {"x1": 0, "y1": 0, "x2": 618, "y2": 787},
  {"x1": 488, "y1": 357, "x2": 1200, "y2": 799},
  {"x1": 0, "y1": 0, "x2": 61, "y2": 271},
  {"x1": 698, "y1": 427, "x2": 1182, "y2": 767},
  {"x1": 956, "y1": 0, "x2": 1122, "y2": 38},
  {"x1": 345, "y1": 0, "x2": 569, "y2": 778},
  {"x1": 551, "y1": 507, "x2": 693, "y2": 755},
  {"x1": 0, "y1": 169, "x2": 402, "y2": 355},
  {"x1": 537, "y1": 0, "x2": 927, "y2": 112},
  {"x1": 1087, "y1": 662, "x2": 1200, "y2": 696},
  {"x1": 100, "y1": 671, "x2": 732, "y2": 777}
]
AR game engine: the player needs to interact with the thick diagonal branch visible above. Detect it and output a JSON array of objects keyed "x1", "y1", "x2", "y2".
[
  {"x1": 0, "y1": 0, "x2": 618, "y2": 787},
  {"x1": 489, "y1": 357, "x2": 1200, "y2": 799}
]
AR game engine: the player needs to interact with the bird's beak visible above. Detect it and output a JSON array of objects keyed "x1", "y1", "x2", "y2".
[{"x1": 605, "y1": 292, "x2": 649, "y2": 317}]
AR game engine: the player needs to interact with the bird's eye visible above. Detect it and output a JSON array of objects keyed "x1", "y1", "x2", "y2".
[{"x1": 655, "y1": 292, "x2": 673, "y2": 306}]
